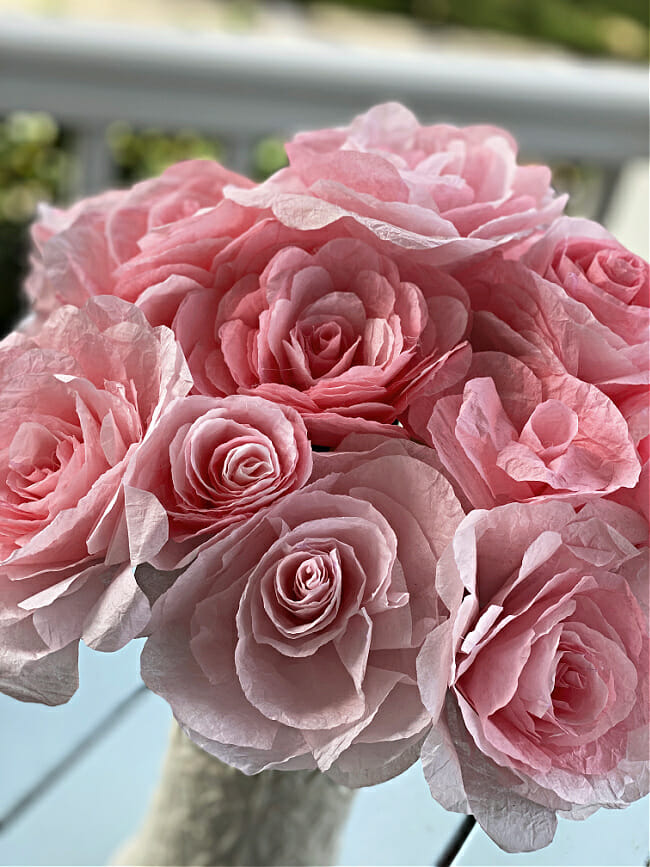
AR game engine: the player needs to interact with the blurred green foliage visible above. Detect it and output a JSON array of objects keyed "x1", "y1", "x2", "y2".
[
  {"x1": 303, "y1": 0, "x2": 649, "y2": 59},
  {"x1": 107, "y1": 122, "x2": 225, "y2": 181},
  {"x1": 107, "y1": 122, "x2": 288, "y2": 182},
  {"x1": 253, "y1": 136, "x2": 289, "y2": 181},
  {"x1": 0, "y1": 112, "x2": 70, "y2": 223},
  {"x1": 0, "y1": 111, "x2": 71, "y2": 332}
]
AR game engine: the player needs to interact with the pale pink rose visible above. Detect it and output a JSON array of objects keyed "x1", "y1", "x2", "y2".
[
  {"x1": 413, "y1": 351, "x2": 640, "y2": 510},
  {"x1": 123, "y1": 394, "x2": 312, "y2": 569},
  {"x1": 115, "y1": 208, "x2": 472, "y2": 446},
  {"x1": 523, "y1": 219, "x2": 649, "y2": 520},
  {"x1": 448, "y1": 252, "x2": 647, "y2": 513},
  {"x1": 140, "y1": 436, "x2": 465, "y2": 784},
  {"x1": 456, "y1": 253, "x2": 649, "y2": 411},
  {"x1": 418, "y1": 499, "x2": 649, "y2": 852},
  {"x1": 226, "y1": 102, "x2": 565, "y2": 264},
  {"x1": 25, "y1": 160, "x2": 252, "y2": 318},
  {"x1": 0, "y1": 297, "x2": 191, "y2": 705}
]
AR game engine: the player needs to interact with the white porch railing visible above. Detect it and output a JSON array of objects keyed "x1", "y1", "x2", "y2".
[{"x1": 1, "y1": 13, "x2": 648, "y2": 195}]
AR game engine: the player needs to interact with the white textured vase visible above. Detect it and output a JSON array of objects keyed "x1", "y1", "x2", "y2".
[{"x1": 112, "y1": 723, "x2": 356, "y2": 866}]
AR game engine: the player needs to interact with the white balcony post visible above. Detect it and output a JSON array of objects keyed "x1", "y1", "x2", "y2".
[
  {"x1": 224, "y1": 134, "x2": 255, "y2": 177},
  {"x1": 72, "y1": 125, "x2": 114, "y2": 197}
]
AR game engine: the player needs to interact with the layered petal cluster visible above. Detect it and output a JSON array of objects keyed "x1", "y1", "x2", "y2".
[
  {"x1": 418, "y1": 499, "x2": 649, "y2": 852},
  {"x1": 523, "y1": 218, "x2": 650, "y2": 520},
  {"x1": 24, "y1": 159, "x2": 252, "y2": 319},
  {"x1": 0, "y1": 296, "x2": 191, "y2": 704},
  {"x1": 115, "y1": 215, "x2": 472, "y2": 446},
  {"x1": 456, "y1": 253, "x2": 649, "y2": 411},
  {"x1": 123, "y1": 394, "x2": 312, "y2": 569},
  {"x1": 448, "y1": 251, "x2": 648, "y2": 520},
  {"x1": 413, "y1": 351, "x2": 640, "y2": 510},
  {"x1": 230, "y1": 103, "x2": 566, "y2": 262},
  {"x1": 141, "y1": 437, "x2": 465, "y2": 784}
]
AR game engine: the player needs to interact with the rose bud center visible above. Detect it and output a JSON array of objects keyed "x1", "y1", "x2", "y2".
[
  {"x1": 519, "y1": 400, "x2": 580, "y2": 462},
  {"x1": 592, "y1": 252, "x2": 642, "y2": 288},
  {"x1": 274, "y1": 547, "x2": 342, "y2": 629},
  {"x1": 220, "y1": 442, "x2": 275, "y2": 489},
  {"x1": 293, "y1": 314, "x2": 359, "y2": 381},
  {"x1": 550, "y1": 649, "x2": 607, "y2": 727}
]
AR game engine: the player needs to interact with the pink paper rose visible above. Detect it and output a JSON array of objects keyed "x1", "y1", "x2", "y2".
[
  {"x1": 123, "y1": 394, "x2": 312, "y2": 569},
  {"x1": 25, "y1": 159, "x2": 252, "y2": 319},
  {"x1": 457, "y1": 253, "x2": 649, "y2": 410},
  {"x1": 228, "y1": 102, "x2": 565, "y2": 263},
  {"x1": 115, "y1": 209, "x2": 472, "y2": 446},
  {"x1": 141, "y1": 436, "x2": 465, "y2": 784},
  {"x1": 418, "y1": 499, "x2": 649, "y2": 852},
  {"x1": 448, "y1": 251, "x2": 647, "y2": 515},
  {"x1": 0, "y1": 296, "x2": 191, "y2": 704},
  {"x1": 414, "y1": 351, "x2": 640, "y2": 509}
]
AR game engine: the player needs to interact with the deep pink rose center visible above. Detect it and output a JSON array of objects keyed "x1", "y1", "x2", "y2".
[{"x1": 551, "y1": 649, "x2": 606, "y2": 726}]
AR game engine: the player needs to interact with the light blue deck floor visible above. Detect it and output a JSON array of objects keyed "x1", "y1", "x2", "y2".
[{"x1": 0, "y1": 642, "x2": 647, "y2": 866}]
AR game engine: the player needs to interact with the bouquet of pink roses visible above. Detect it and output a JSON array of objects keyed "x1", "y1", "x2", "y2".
[{"x1": 1, "y1": 103, "x2": 647, "y2": 854}]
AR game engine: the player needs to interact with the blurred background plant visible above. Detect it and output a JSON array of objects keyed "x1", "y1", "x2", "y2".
[
  {"x1": 107, "y1": 123, "x2": 226, "y2": 181},
  {"x1": 0, "y1": 111, "x2": 71, "y2": 329},
  {"x1": 107, "y1": 123, "x2": 288, "y2": 183},
  {"x1": 301, "y1": 0, "x2": 649, "y2": 60}
]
